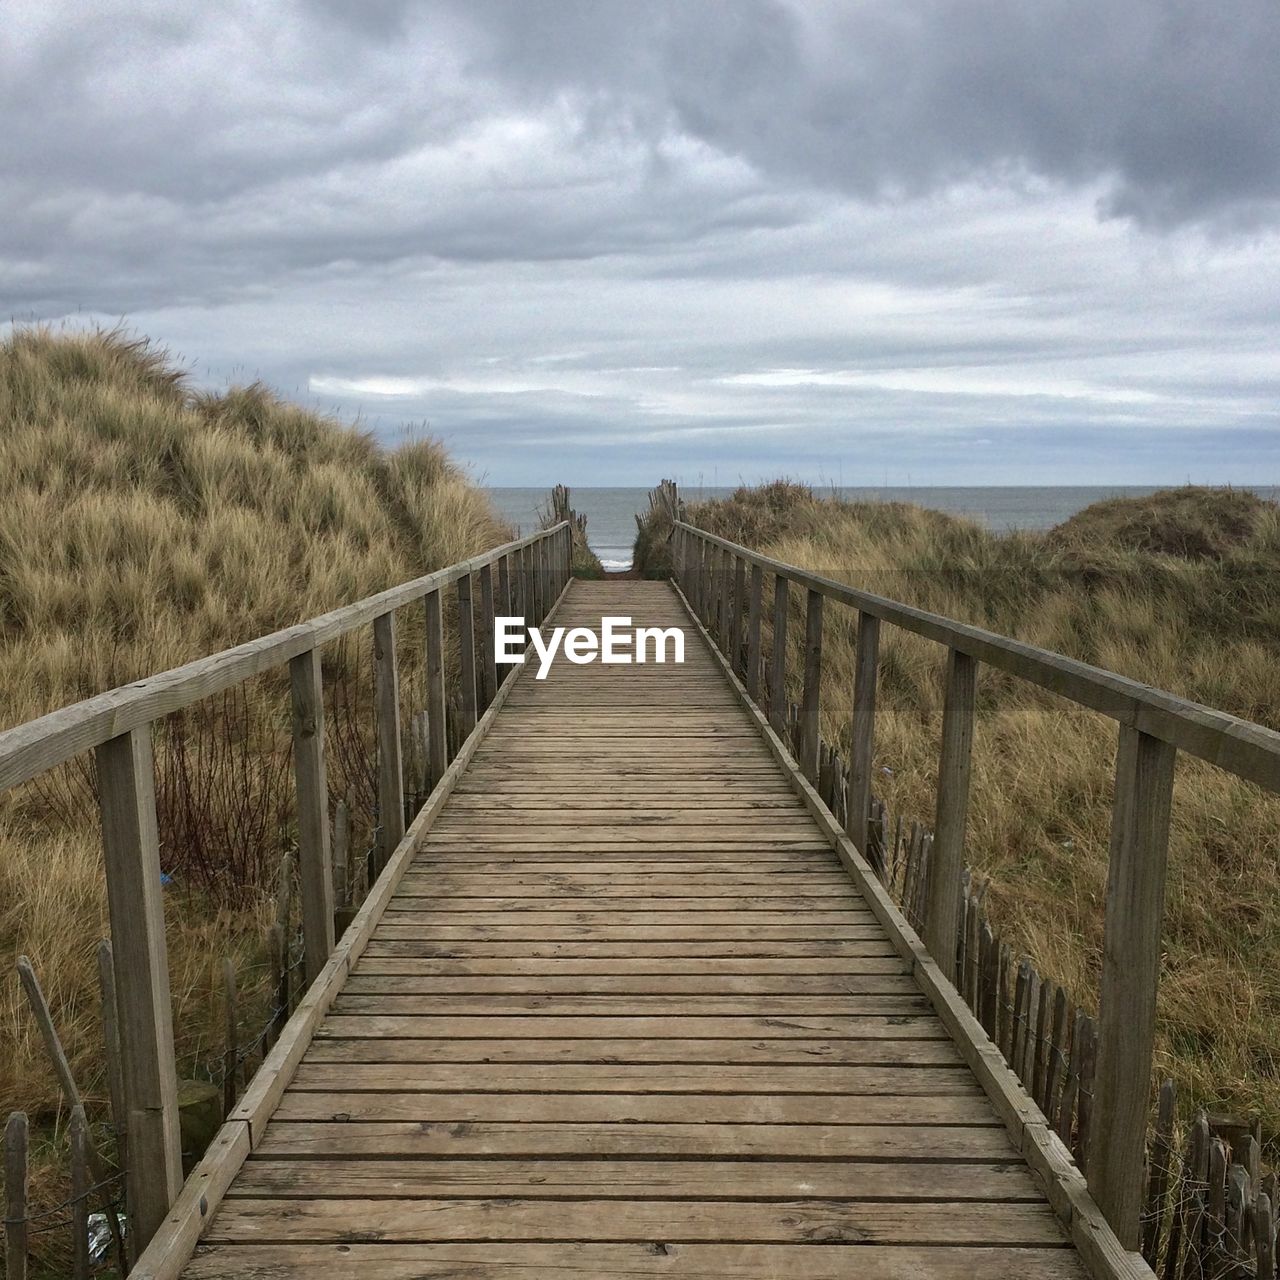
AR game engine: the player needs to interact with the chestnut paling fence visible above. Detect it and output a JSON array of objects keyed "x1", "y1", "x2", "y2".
[
  {"x1": 671, "y1": 513, "x2": 1280, "y2": 1270},
  {"x1": 1, "y1": 521, "x2": 573, "y2": 1277}
]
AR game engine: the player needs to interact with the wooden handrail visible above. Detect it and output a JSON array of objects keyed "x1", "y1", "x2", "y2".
[
  {"x1": 0, "y1": 519, "x2": 572, "y2": 1259},
  {"x1": 675, "y1": 521, "x2": 1280, "y2": 791},
  {"x1": 674, "y1": 513, "x2": 1279, "y2": 1252},
  {"x1": 0, "y1": 523, "x2": 569, "y2": 792}
]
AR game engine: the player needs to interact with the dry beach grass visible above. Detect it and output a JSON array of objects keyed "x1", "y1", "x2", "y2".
[
  {"x1": 0, "y1": 327, "x2": 511, "y2": 1269},
  {"x1": 642, "y1": 480, "x2": 1280, "y2": 1144}
]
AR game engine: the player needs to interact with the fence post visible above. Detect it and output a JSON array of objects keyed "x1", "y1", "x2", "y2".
[
  {"x1": 715, "y1": 549, "x2": 728, "y2": 643},
  {"x1": 95, "y1": 726, "x2": 182, "y2": 1250},
  {"x1": 478, "y1": 563, "x2": 497, "y2": 707},
  {"x1": 373, "y1": 612, "x2": 405, "y2": 869},
  {"x1": 745, "y1": 563, "x2": 764, "y2": 699},
  {"x1": 799, "y1": 589, "x2": 823, "y2": 780},
  {"x1": 847, "y1": 610, "x2": 881, "y2": 861},
  {"x1": 769, "y1": 574, "x2": 789, "y2": 736},
  {"x1": 1088, "y1": 725, "x2": 1177, "y2": 1249},
  {"x1": 731, "y1": 556, "x2": 747, "y2": 673},
  {"x1": 5, "y1": 1110, "x2": 28, "y2": 1280},
  {"x1": 924, "y1": 648, "x2": 977, "y2": 978},
  {"x1": 289, "y1": 648, "x2": 334, "y2": 986},
  {"x1": 457, "y1": 573, "x2": 478, "y2": 738},
  {"x1": 424, "y1": 588, "x2": 448, "y2": 785}
]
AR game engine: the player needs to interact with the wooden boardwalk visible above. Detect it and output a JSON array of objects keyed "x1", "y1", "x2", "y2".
[{"x1": 182, "y1": 580, "x2": 1085, "y2": 1279}]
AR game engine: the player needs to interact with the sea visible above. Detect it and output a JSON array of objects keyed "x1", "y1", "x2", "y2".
[{"x1": 488, "y1": 486, "x2": 1280, "y2": 572}]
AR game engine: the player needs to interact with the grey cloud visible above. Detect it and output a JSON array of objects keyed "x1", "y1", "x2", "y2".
[{"x1": 2, "y1": 0, "x2": 1278, "y2": 487}]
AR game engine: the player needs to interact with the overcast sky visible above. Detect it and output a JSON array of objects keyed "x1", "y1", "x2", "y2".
[{"x1": 4, "y1": 1, "x2": 1280, "y2": 486}]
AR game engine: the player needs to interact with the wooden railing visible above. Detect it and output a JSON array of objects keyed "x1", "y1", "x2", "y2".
[
  {"x1": 673, "y1": 518, "x2": 1280, "y2": 1251},
  {"x1": 0, "y1": 521, "x2": 572, "y2": 1256}
]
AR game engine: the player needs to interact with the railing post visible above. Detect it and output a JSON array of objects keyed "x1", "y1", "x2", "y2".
[
  {"x1": 289, "y1": 648, "x2": 334, "y2": 985},
  {"x1": 924, "y1": 648, "x2": 977, "y2": 978},
  {"x1": 372, "y1": 612, "x2": 405, "y2": 870},
  {"x1": 799, "y1": 588, "x2": 822, "y2": 780},
  {"x1": 497, "y1": 553, "x2": 512, "y2": 627},
  {"x1": 1089, "y1": 725, "x2": 1177, "y2": 1249},
  {"x1": 423, "y1": 588, "x2": 448, "y2": 786},
  {"x1": 847, "y1": 611, "x2": 881, "y2": 860},
  {"x1": 5, "y1": 1110, "x2": 28, "y2": 1280},
  {"x1": 745, "y1": 563, "x2": 763, "y2": 698},
  {"x1": 95, "y1": 726, "x2": 182, "y2": 1250},
  {"x1": 478, "y1": 563, "x2": 497, "y2": 707},
  {"x1": 537, "y1": 538, "x2": 549, "y2": 621},
  {"x1": 732, "y1": 556, "x2": 747, "y2": 674},
  {"x1": 717, "y1": 548, "x2": 731, "y2": 646},
  {"x1": 769, "y1": 574, "x2": 789, "y2": 736},
  {"x1": 457, "y1": 573, "x2": 478, "y2": 738}
]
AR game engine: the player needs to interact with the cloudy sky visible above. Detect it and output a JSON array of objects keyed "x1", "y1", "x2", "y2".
[{"x1": 4, "y1": 1, "x2": 1280, "y2": 486}]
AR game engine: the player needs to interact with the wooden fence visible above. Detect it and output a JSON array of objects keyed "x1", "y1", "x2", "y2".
[
  {"x1": 673, "y1": 516, "x2": 1280, "y2": 1254},
  {"x1": 0, "y1": 520, "x2": 572, "y2": 1264}
]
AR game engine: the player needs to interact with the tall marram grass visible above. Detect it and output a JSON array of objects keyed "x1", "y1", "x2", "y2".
[
  {"x1": 0, "y1": 327, "x2": 512, "y2": 1267},
  {"x1": 643, "y1": 480, "x2": 1280, "y2": 1142}
]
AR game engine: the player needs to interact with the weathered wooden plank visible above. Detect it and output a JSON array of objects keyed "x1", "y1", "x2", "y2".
[
  {"x1": 253, "y1": 1120, "x2": 1011, "y2": 1161},
  {"x1": 769, "y1": 572, "x2": 789, "y2": 735},
  {"x1": 229, "y1": 1157, "x2": 1039, "y2": 1200},
  {"x1": 95, "y1": 727, "x2": 182, "y2": 1250},
  {"x1": 847, "y1": 610, "x2": 880, "y2": 861},
  {"x1": 329, "y1": 994, "x2": 931, "y2": 1017},
  {"x1": 205, "y1": 1197, "x2": 1067, "y2": 1246},
  {"x1": 456, "y1": 572, "x2": 478, "y2": 737},
  {"x1": 372, "y1": 611, "x2": 405, "y2": 869},
  {"x1": 304, "y1": 1036, "x2": 959, "y2": 1065},
  {"x1": 1089, "y1": 725, "x2": 1177, "y2": 1249},
  {"x1": 184, "y1": 1242, "x2": 1087, "y2": 1280},
  {"x1": 798, "y1": 588, "x2": 823, "y2": 780},
  {"x1": 340, "y1": 973, "x2": 913, "y2": 996},
  {"x1": 925, "y1": 648, "x2": 977, "y2": 978},
  {"x1": 315, "y1": 1013, "x2": 952, "y2": 1040},
  {"x1": 4, "y1": 1111, "x2": 28, "y2": 1280},
  {"x1": 422, "y1": 587, "x2": 448, "y2": 785},
  {"x1": 289, "y1": 648, "x2": 335, "y2": 985}
]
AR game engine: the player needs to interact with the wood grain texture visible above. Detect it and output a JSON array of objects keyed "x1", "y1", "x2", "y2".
[
  {"x1": 290, "y1": 648, "x2": 335, "y2": 985},
  {"x1": 174, "y1": 579, "x2": 1088, "y2": 1280},
  {"x1": 96, "y1": 727, "x2": 183, "y2": 1250}
]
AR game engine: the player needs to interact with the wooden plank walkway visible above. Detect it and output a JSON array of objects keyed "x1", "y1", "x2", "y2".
[{"x1": 183, "y1": 580, "x2": 1086, "y2": 1279}]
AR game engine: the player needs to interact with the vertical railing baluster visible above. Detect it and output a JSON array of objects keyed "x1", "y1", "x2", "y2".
[
  {"x1": 95, "y1": 726, "x2": 182, "y2": 1250},
  {"x1": 424, "y1": 588, "x2": 448, "y2": 785},
  {"x1": 745, "y1": 563, "x2": 763, "y2": 699},
  {"x1": 798, "y1": 588, "x2": 822, "y2": 780},
  {"x1": 1089, "y1": 725, "x2": 1177, "y2": 1249},
  {"x1": 478, "y1": 563, "x2": 497, "y2": 707},
  {"x1": 717, "y1": 548, "x2": 731, "y2": 647},
  {"x1": 924, "y1": 648, "x2": 977, "y2": 978},
  {"x1": 732, "y1": 556, "x2": 747, "y2": 674},
  {"x1": 373, "y1": 612, "x2": 405, "y2": 871},
  {"x1": 769, "y1": 574, "x2": 789, "y2": 736},
  {"x1": 457, "y1": 573, "x2": 478, "y2": 738},
  {"x1": 289, "y1": 648, "x2": 335, "y2": 985},
  {"x1": 847, "y1": 610, "x2": 881, "y2": 862}
]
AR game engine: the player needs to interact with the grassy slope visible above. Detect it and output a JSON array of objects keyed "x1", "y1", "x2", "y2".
[
  {"x1": 0, "y1": 328, "x2": 512, "y2": 1261},
  {"x1": 647, "y1": 481, "x2": 1280, "y2": 1137}
]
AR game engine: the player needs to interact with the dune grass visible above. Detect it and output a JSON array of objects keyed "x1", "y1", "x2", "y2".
[
  {"x1": 642, "y1": 480, "x2": 1280, "y2": 1142},
  {"x1": 0, "y1": 326, "x2": 513, "y2": 1271}
]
